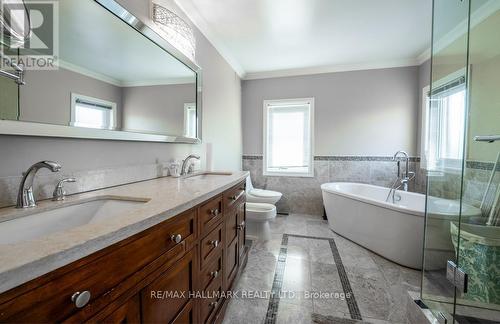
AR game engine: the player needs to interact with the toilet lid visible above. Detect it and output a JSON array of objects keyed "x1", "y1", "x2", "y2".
[
  {"x1": 246, "y1": 202, "x2": 276, "y2": 212},
  {"x1": 246, "y1": 203, "x2": 277, "y2": 220},
  {"x1": 248, "y1": 189, "x2": 282, "y2": 198}
]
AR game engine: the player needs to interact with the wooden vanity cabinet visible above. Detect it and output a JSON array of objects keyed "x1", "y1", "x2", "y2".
[
  {"x1": 0, "y1": 179, "x2": 247, "y2": 324},
  {"x1": 223, "y1": 182, "x2": 247, "y2": 291}
]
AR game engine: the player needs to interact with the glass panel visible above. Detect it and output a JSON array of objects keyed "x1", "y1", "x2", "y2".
[
  {"x1": 421, "y1": 0, "x2": 470, "y2": 321},
  {"x1": 455, "y1": 0, "x2": 500, "y2": 321}
]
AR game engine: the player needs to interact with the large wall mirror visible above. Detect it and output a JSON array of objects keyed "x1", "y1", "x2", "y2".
[{"x1": 0, "y1": 0, "x2": 201, "y2": 143}]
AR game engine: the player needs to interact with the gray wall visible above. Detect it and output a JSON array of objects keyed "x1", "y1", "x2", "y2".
[
  {"x1": 0, "y1": 0, "x2": 242, "y2": 207},
  {"x1": 242, "y1": 66, "x2": 420, "y2": 156},
  {"x1": 116, "y1": 0, "x2": 243, "y2": 171},
  {"x1": 122, "y1": 83, "x2": 195, "y2": 135}
]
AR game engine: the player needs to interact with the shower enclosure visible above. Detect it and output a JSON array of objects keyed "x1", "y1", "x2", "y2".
[{"x1": 421, "y1": 0, "x2": 500, "y2": 322}]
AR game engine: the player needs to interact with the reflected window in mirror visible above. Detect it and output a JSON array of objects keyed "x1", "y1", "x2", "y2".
[
  {"x1": 184, "y1": 103, "x2": 196, "y2": 138},
  {"x1": 421, "y1": 74, "x2": 466, "y2": 172},
  {"x1": 70, "y1": 93, "x2": 117, "y2": 130}
]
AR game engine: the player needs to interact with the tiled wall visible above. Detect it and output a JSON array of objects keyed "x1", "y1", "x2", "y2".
[
  {"x1": 243, "y1": 155, "x2": 426, "y2": 215},
  {"x1": 0, "y1": 161, "x2": 176, "y2": 208},
  {"x1": 244, "y1": 154, "x2": 497, "y2": 215},
  {"x1": 428, "y1": 162, "x2": 499, "y2": 208}
]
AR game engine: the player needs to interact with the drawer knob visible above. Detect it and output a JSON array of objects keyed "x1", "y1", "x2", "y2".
[
  {"x1": 171, "y1": 234, "x2": 182, "y2": 244},
  {"x1": 71, "y1": 291, "x2": 91, "y2": 308},
  {"x1": 211, "y1": 270, "x2": 219, "y2": 278},
  {"x1": 210, "y1": 208, "x2": 220, "y2": 217},
  {"x1": 210, "y1": 240, "x2": 219, "y2": 247},
  {"x1": 210, "y1": 301, "x2": 218, "y2": 308},
  {"x1": 237, "y1": 221, "x2": 245, "y2": 230}
]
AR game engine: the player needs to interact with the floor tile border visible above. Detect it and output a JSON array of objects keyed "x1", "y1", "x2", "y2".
[{"x1": 264, "y1": 233, "x2": 362, "y2": 323}]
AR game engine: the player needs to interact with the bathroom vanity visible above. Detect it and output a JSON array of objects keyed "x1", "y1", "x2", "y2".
[{"x1": 0, "y1": 172, "x2": 248, "y2": 323}]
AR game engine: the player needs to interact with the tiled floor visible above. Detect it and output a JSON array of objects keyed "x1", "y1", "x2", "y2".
[{"x1": 222, "y1": 214, "x2": 421, "y2": 324}]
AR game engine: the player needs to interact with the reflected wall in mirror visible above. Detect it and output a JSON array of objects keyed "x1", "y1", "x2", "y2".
[{"x1": 0, "y1": 0, "x2": 201, "y2": 142}]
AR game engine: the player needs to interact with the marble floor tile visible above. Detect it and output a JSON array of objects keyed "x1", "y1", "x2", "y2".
[
  {"x1": 222, "y1": 213, "x2": 422, "y2": 324},
  {"x1": 276, "y1": 301, "x2": 314, "y2": 324}
]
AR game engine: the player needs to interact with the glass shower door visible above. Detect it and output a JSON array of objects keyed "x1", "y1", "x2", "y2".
[
  {"x1": 421, "y1": 0, "x2": 470, "y2": 321},
  {"x1": 454, "y1": 0, "x2": 500, "y2": 321},
  {"x1": 423, "y1": 0, "x2": 500, "y2": 322}
]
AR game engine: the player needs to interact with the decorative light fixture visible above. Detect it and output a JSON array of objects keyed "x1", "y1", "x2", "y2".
[{"x1": 151, "y1": 1, "x2": 196, "y2": 62}]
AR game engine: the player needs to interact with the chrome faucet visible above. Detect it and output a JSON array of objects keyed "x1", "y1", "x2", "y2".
[
  {"x1": 180, "y1": 154, "x2": 200, "y2": 176},
  {"x1": 393, "y1": 150, "x2": 414, "y2": 192},
  {"x1": 385, "y1": 151, "x2": 415, "y2": 203},
  {"x1": 17, "y1": 161, "x2": 61, "y2": 208}
]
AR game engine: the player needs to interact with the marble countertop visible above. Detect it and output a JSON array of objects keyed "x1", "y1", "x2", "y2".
[{"x1": 0, "y1": 171, "x2": 249, "y2": 294}]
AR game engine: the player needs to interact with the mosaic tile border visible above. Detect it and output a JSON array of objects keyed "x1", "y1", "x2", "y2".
[
  {"x1": 242, "y1": 155, "x2": 420, "y2": 162},
  {"x1": 466, "y1": 160, "x2": 499, "y2": 171},
  {"x1": 264, "y1": 233, "x2": 362, "y2": 323}
]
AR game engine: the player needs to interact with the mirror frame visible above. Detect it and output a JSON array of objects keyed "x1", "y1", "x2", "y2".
[{"x1": 0, "y1": 0, "x2": 202, "y2": 144}]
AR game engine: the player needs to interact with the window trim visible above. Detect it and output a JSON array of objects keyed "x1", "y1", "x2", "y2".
[
  {"x1": 262, "y1": 98, "x2": 315, "y2": 178},
  {"x1": 420, "y1": 68, "x2": 466, "y2": 173},
  {"x1": 70, "y1": 93, "x2": 117, "y2": 130}
]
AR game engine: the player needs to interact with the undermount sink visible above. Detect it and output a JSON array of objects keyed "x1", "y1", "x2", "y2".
[
  {"x1": 182, "y1": 171, "x2": 233, "y2": 180},
  {"x1": 0, "y1": 197, "x2": 149, "y2": 245}
]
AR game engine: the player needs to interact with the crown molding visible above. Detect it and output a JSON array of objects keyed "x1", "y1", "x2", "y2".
[
  {"x1": 243, "y1": 58, "x2": 421, "y2": 81},
  {"x1": 174, "y1": 0, "x2": 246, "y2": 78},
  {"x1": 57, "y1": 60, "x2": 192, "y2": 87}
]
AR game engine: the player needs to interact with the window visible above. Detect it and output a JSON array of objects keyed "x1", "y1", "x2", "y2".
[
  {"x1": 421, "y1": 73, "x2": 466, "y2": 171},
  {"x1": 184, "y1": 103, "x2": 197, "y2": 138},
  {"x1": 263, "y1": 98, "x2": 314, "y2": 177},
  {"x1": 70, "y1": 93, "x2": 117, "y2": 130}
]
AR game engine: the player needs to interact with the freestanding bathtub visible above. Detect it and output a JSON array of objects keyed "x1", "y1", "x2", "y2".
[{"x1": 321, "y1": 182, "x2": 482, "y2": 269}]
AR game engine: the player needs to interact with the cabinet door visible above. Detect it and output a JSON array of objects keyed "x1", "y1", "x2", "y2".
[
  {"x1": 237, "y1": 202, "x2": 246, "y2": 261},
  {"x1": 141, "y1": 250, "x2": 195, "y2": 323},
  {"x1": 102, "y1": 294, "x2": 141, "y2": 324},
  {"x1": 225, "y1": 237, "x2": 238, "y2": 291}
]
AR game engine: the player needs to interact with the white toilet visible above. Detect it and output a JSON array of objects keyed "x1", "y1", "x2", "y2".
[
  {"x1": 246, "y1": 202, "x2": 276, "y2": 241},
  {"x1": 245, "y1": 176, "x2": 282, "y2": 204}
]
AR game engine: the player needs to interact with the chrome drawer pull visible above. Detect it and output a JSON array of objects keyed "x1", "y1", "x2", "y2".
[
  {"x1": 210, "y1": 208, "x2": 220, "y2": 216},
  {"x1": 211, "y1": 270, "x2": 219, "y2": 278},
  {"x1": 210, "y1": 240, "x2": 219, "y2": 247},
  {"x1": 230, "y1": 191, "x2": 245, "y2": 201},
  {"x1": 71, "y1": 290, "x2": 91, "y2": 308},
  {"x1": 210, "y1": 301, "x2": 218, "y2": 308},
  {"x1": 237, "y1": 221, "x2": 245, "y2": 230},
  {"x1": 171, "y1": 234, "x2": 182, "y2": 244}
]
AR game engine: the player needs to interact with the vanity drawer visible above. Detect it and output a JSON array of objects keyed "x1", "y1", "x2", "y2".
[
  {"x1": 199, "y1": 273, "x2": 223, "y2": 324},
  {"x1": 199, "y1": 195, "x2": 223, "y2": 236},
  {"x1": 141, "y1": 250, "x2": 195, "y2": 323},
  {"x1": 200, "y1": 224, "x2": 223, "y2": 270},
  {"x1": 200, "y1": 251, "x2": 223, "y2": 291},
  {"x1": 0, "y1": 209, "x2": 196, "y2": 323},
  {"x1": 223, "y1": 181, "x2": 246, "y2": 211}
]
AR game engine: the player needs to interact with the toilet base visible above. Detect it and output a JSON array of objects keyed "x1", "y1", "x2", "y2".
[{"x1": 246, "y1": 220, "x2": 272, "y2": 241}]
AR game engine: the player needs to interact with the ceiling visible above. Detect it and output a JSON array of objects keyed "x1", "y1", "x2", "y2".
[
  {"x1": 55, "y1": 0, "x2": 195, "y2": 86},
  {"x1": 176, "y1": 0, "x2": 433, "y2": 79}
]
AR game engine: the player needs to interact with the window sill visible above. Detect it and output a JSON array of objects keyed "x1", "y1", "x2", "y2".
[{"x1": 263, "y1": 171, "x2": 315, "y2": 178}]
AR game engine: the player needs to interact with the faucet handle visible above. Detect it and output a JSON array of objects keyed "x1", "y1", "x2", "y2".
[{"x1": 53, "y1": 178, "x2": 76, "y2": 201}]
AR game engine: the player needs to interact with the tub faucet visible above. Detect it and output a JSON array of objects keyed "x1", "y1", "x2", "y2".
[
  {"x1": 392, "y1": 151, "x2": 415, "y2": 192},
  {"x1": 181, "y1": 154, "x2": 200, "y2": 176},
  {"x1": 17, "y1": 161, "x2": 61, "y2": 208}
]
